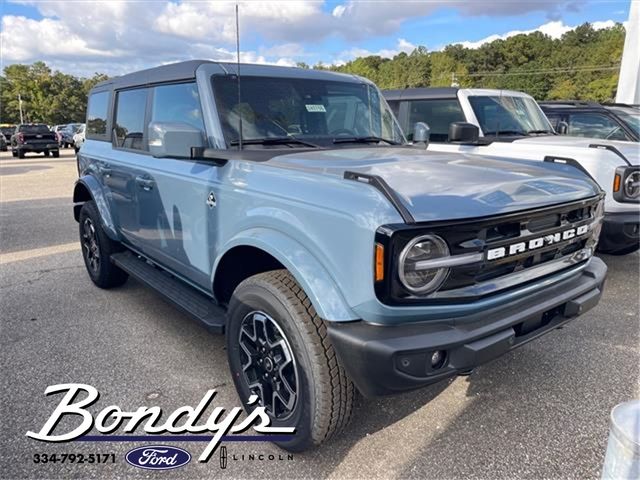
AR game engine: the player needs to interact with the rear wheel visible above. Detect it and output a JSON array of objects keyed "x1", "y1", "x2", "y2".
[
  {"x1": 226, "y1": 270, "x2": 354, "y2": 452},
  {"x1": 78, "y1": 201, "x2": 128, "y2": 288},
  {"x1": 44, "y1": 150, "x2": 50, "y2": 157},
  {"x1": 52, "y1": 150, "x2": 60, "y2": 158},
  {"x1": 18, "y1": 149, "x2": 25, "y2": 159},
  {"x1": 11, "y1": 149, "x2": 17, "y2": 157}
]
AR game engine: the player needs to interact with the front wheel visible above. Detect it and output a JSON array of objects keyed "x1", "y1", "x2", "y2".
[
  {"x1": 226, "y1": 270, "x2": 355, "y2": 452},
  {"x1": 78, "y1": 201, "x2": 128, "y2": 288},
  {"x1": 52, "y1": 150, "x2": 60, "y2": 158}
]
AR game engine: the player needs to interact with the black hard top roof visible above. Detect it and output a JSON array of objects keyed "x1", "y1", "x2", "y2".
[
  {"x1": 382, "y1": 87, "x2": 459, "y2": 101},
  {"x1": 92, "y1": 60, "x2": 368, "y2": 92}
]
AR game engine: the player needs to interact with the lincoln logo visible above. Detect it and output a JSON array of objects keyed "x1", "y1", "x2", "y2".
[{"x1": 486, "y1": 224, "x2": 590, "y2": 261}]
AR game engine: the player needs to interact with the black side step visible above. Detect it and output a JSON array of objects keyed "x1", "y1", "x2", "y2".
[{"x1": 111, "y1": 251, "x2": 226, "y2": 334}]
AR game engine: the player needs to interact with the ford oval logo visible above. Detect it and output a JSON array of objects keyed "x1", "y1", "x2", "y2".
[{"x1": 125, "y1": 445, "x2": 191, "y2": 470}]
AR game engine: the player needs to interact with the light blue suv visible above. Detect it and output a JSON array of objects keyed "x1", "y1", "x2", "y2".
[{"x1": 74, "y1": 60, "x2": 607, "y2": 451}]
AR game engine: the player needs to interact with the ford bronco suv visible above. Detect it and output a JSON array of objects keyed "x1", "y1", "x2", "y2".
[
  {"x1": 384, "y1": 88, "x2": 640, "y2": 255},
  {"x1": 75, "y1": 61, "x2": 607, "y2": 452}
]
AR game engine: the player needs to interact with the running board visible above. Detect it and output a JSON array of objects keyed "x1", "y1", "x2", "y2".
[{"x1": 111, "y1": 251, "x2": 226, "y2": 334}]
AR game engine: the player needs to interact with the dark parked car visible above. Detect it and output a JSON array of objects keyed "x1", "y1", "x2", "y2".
[
  {"x1": 540, "y1": 101, "x2": 640, "y2": 142},
  {"x1": 1, "y1": 125, "x2": 16, "y2": 142},
  {"x1": 0, "y1": 134, "x2": 7, "y2": 152},
  {"x1": 60, "y1": 123, "x2": 83, "y2": 148},
  {"x1": 11, "y1": 124, "x2": 60, "y2": 158}
]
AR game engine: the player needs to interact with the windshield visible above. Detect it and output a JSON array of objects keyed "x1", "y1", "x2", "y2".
[
  {"x1": 609, "y1": 107, "x2": 640, "y2": 137},
  {"x1": 212, "y1": 75, "x2": 405, "y2": 147},
  {"x1": 468, "y1": 95, "x2": 552, "y2": 136},
  {"x1": 19, "y1": 124, "x2": 50, "y2": 134}
]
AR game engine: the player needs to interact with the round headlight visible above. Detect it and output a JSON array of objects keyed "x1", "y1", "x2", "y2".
[
  {"x1": 624, "y1": 171, "x2": 640, "y2": 199},
  {"x1": 398, "y1": 235, "x2": 450, "y2": 294}
]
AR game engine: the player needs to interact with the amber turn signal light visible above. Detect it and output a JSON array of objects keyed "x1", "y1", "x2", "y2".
[
  {"x1": 613, "y1": 173, "x2": 621, "y2": 192},
  {"x1": 375, "y1": 243, "x2": 385, "y2": 282}
]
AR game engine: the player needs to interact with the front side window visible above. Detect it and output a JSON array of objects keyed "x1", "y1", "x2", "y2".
[
  {"x1": 151, "y1": 83, "x2": 204, "y2": 131},
  {"x1": 608, "y1": 107, "x2": 639, "y2": 139},
  {"x1": 212, "y1": 75, "x2": 405, "y2": 147},
  {"x1": 568, "y1": 113, "x2": 630, "y2": 141},
  {"x1": 468, "y1": 95, "x2": 552, "y2": 136},
  {"x1": 406, "y1": 99, "x2": 465, "y2": 142},
  {"x1": 87, "y1": 91, "x2": 109, "y2": 137},
  {"x1": 114, "y1": 88, "x2": 148, "y2": 150}
]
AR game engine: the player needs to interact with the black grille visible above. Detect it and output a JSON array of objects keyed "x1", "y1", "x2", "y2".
[{"x1": 375, "y1": 194, "x2": 604, "y2": 305}]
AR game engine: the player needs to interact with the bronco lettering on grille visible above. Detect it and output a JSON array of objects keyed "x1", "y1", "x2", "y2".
[{"x1": 486, "y1": 224, "x2": 590, "y2": 261}]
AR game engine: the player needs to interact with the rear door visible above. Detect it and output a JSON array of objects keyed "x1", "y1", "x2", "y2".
[{"x1": 104, "y1": 87, "x2": 151, "y2": 249}]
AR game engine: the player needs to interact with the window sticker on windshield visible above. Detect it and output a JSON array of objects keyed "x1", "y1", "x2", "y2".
[{"x1": 305, "y1": 104, "x2": 326, "y2": 113}]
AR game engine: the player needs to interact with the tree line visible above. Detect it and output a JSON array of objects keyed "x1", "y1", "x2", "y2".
[
  {"x1": 314, "y1": 22, "x2": 626, "y2": 102},
  {"x1": 0, "y1": 22, "x2": 626, "y2": 125},
  {"x1": 0, "y1": 62, "x2": 107, "y2": 125}
]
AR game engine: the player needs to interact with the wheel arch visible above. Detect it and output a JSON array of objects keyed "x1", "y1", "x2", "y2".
[
  {"x1": 73, "y1": 176, "x2": 119, "y2": 240},
  {"x1": 213, "y1": 228, "x2": 358, "y2": 322}
]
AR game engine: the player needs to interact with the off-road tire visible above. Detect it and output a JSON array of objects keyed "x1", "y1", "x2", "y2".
[
  {"x1": 226, "y1": 270, "x2": 355, "y2": 452},
  {"x1": 78, "y1": 201, "x2": 128, "y2": 288}
]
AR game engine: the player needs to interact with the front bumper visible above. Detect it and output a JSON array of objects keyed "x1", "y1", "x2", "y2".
[
  {"x1": 328, "y1": 257, "x2": 607, "y2": 397},
  {"x1": 598, "y1": 212, "x2": 640, "y2": 254}
]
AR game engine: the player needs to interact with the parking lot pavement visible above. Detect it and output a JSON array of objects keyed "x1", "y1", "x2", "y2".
[{"x1": 0, "y1": 149, "x2": 638, "y2": 479}]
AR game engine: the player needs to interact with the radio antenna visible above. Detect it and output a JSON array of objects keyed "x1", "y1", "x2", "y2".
[{"x1": 235, "y1": 3, "x2": 243, "y2": 150}]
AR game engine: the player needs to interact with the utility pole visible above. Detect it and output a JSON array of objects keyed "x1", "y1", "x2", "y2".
[{"x1": 18, "y1": 94, "x2": 24, "y2": 124}]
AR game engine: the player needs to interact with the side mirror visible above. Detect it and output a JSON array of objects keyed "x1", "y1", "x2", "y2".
[
  {"x1": 148, "y1": 122, "x2": 206, "y2": 158},
  {"x1": 412, "y1": 122, "x2": 430, "y2": 149},
  {"x1": 557, "y1": 121, "x2": 568, "y2": 135},
  {"x1": 448, "y1": 122, "x2": 479, "y2": 144}
]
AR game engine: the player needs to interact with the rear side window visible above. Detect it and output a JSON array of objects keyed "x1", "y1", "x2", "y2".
[
  {"x1": 114, "y1": 88, "x2": 148, "y2": 150},
  {"x1": 151, "y1": 83, "x2": 204, "y2": 131},
  {"x1": 406, "y1": 99, "x2": 465, "y2": 142},
  {"x1": 86, "y1": 91, "x2": 109, "y2": 138}
]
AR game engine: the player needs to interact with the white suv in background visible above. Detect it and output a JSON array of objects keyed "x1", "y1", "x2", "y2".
[
  {"x1": 384, "y1": 88, "x2": 640, "y2": 255},
  {"x1": 73, "y1": 123, "x2": 85, "y2": 153}
]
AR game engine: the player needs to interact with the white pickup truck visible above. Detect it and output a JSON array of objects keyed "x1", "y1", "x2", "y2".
[{"x1": 384, "y1": 88, "x2": 640, "y2": 255}]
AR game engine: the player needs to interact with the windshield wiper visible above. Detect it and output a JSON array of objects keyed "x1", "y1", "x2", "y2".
[
  {"x1": 230, "y1": 136, "x2": 320, "y2": 148},
  {"x1": 483, "y1": 130, "x2": 526, "y2": 136},
  {"x1": 333, "y1": 136, "x2": 400, "y2": 145},
  {"x1": 526, "y1": 129, "x2": 555, "y2": 135}
]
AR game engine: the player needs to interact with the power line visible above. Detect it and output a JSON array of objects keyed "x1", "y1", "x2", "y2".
[{"x1": 435, "y1": 64, "x2": 620, "y2": 80}]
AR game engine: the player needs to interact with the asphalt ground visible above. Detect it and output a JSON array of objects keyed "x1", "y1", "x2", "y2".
[{"x1": 0, "y1": 149, "x2": 638, "y2": 479}]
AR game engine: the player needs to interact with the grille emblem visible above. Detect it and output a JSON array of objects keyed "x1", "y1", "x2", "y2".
[{"x1": 487, "y1": 224, "x2": 590, "y2": 261}]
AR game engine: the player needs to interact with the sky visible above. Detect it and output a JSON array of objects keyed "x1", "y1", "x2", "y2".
[{"x1": 0, "y1": 0, "x2": 633, "y2": 78}]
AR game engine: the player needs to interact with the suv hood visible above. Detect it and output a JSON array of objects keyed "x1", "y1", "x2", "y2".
[
  {"x1": 514, "y1": 135, "x2": 640, "y2": 165},
  {"x1": 268, "y1": 147, "x2": 601, "y2": 223}
]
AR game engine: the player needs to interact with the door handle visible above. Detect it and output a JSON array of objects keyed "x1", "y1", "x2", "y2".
[{"x1": 135, "y1": 175, "x2": 154, "y2": 191}]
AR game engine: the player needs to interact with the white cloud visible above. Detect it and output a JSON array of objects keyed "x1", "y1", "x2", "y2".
[
  {"x1": 0, "y1": 0, "x2": 612, "y2": 76},
  {"x1": 454, "y1": 19, "x2": 620, "y2": 49}
]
